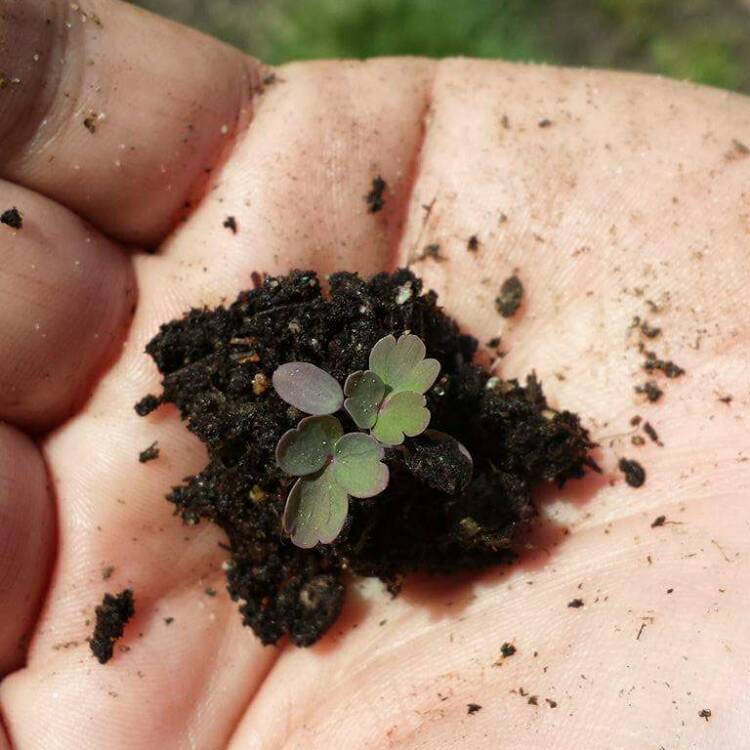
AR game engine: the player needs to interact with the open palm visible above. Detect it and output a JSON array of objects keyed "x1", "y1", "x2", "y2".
[{"x1": 1, "y1": 2, "x2": 749, "y2": 748}]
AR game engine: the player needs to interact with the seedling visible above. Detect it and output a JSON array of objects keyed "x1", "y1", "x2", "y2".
[{"x1": 273, "y1": 333, "x2": 465, "y2": 548}]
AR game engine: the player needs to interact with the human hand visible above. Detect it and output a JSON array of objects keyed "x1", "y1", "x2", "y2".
[{"x1": 1, "y1": 1, "x2": 748, "y2": 748}]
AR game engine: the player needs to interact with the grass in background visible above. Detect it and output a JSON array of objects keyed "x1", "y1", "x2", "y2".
[{"x1": 131, "y1": 0, "x2": 750, "y2": 92}]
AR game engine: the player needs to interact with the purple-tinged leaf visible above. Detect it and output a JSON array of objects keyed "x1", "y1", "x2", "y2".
[
  {"x1": 272, "y1": 362, "x2": 344, "y2": 415},
  {"x1": 344, "y1": 370, "x2": 386, "y2": 429},
  {"x1": 332, "y1": 433, "x2": 389, "y2": 498},
  {"x1": 276, "y1": 415, "x2": 343, "y2": 476},
  {"x1": 282, "y1": 467, "x2": 349, "y2": 548}
]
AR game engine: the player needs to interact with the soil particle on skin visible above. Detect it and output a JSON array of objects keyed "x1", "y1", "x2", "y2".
[
  {"x1": 528, "y1": 695, "x2": 539, "y2": 705},
  {"x1": 538, "y1": 118, "x2": 553, "y2": 128},
  {"x1": 417, "y1": 243, "x2": 443, "y2": 262},
  {"x1": 567, "y1": 598, "x2": 584, "y2": 608},
  {"x1": 83, "y1": 114, "x2": 98, "y2": 133},
  {"x1": 500, "y1": 642, "x2": 517, "y2": 657},
  {"x1": 102, "y1": 565, "x2": 115, "y2": 580},
  {"x1": 164, "y1": 617, "x2": 174, "y2": 625},
  {"x1": 139, "y1": 269, "x2": 595, "y2": 647},
  {"x1": 495, "y1": 275, "x2": 524, "y2": 318},
  {"x1": 467, "y1": 703, "x2": 482, "y2": 715},
  {"x1": 89, "y1": 589, "x2": 135, "y2": 664},
  {"x1": 467, "y1": 235, "x2": 479, "y2": 252},
  {"x1": 643, "y1": 351, "x2": 685, "y2": 379},
  {"x1": 365, "y1": 176, "x2": 387, "y2": 213},
  {"x1": 619, "y1": 458, "x2": 646, "y2": 488},
  {"x1": 699, "y1": 708, "x2": 712, "y2": 721},
  {"x1": 545, "y1": 698, "x2": 557, "y2": 708},
  {"x1": 138, "y1": 441, "x2": 160, "y2": 463},
  {"x1": 223, "y1": 216, "x2": 238, "y2": 234},
  {"x1": 134, "y1": 394, "x2": 161, "y2": 416},
  {"x1": 643, "y1": 422, "x2": 662, "y2": 446},
  {"x1": 651, "y1": 515, "x2": 666, "y2": 528},
  {"x1": 635, "y1": 381, "x2": 663, "y2": 402},
  {"x1": 1, "y1": 207, "x2": 22, "y2": 229}
]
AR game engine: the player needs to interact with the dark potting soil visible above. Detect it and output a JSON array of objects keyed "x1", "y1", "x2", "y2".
[
  {"x1": 89, "y1": 589, "x2": 135, "y2": 664},
  {"x1": 138, "y1": 269, "x2": 596, "y2": 647},
  {"x1": 1, "y1": 207, "x2": 22, "y2": 229}
]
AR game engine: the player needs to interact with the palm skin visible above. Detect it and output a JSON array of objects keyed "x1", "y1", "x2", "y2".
[{"x1": 1, "y1": 2, "x2": 749, "y2": 748}]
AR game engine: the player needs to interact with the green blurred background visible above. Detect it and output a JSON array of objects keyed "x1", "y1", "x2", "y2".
[{"x1": 130, "y1": 0, "x2": 750, "y2": 93}]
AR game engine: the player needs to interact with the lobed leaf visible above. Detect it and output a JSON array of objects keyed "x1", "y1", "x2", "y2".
[
  {"x1": 371, "y1": 391, "x2": 431, "y2": 446},
  {"x1": 343, "y1": 370, "x2": 386, "y2": 429},
  {"x1": 332, "y1": 432, "x2": 389, "y2": 498},
  {"x1": 282, "y1": 466, "x2": 349, "y2": 549},
  {"x1": 276, "y1": 415, "x2": 343, "y2": 476},
  {"x1": 272, "y1": 362, "x2": 344, "y2": 415},
  {"x1": 368, "y1": 334, "x2": 440, "y2": 394}
]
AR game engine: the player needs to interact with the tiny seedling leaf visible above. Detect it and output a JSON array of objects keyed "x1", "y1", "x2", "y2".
[
  {"x1": 369, "y1": 334, "x2": 440, "y2": 395},
  {"x1": 276, "y1": 415, "x2": 343, "y2": 476},
  {"x1": 272, "y1": 362, "x2": 344, "y2": 415},
  {"x1": 371, "y1": 391, "x2": 431, "y2": 446},
  {"x1": 282, "y1": 466, "x2": 349, "y2": 549},
  {"x1": 332, "y1": 432, "x2": 389, "y2": 498},
  {"x1": 343, "y1": 370, "x2": 386, "y2": 429}
]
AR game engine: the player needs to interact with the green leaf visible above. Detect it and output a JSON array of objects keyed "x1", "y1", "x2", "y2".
[
  {"x1": 282, "y1": 466, "x2": 349, "y2": 549},
  {"x1": 332, "y1": 432, "x2": 389, "y2": 498},
  {"x1": 272, "y1": 362, "x2": 344, "y2": 415},
  {"x1": 276, "y1": 415, "x2": 343, "y2": 476},
  {"x1": 343, "y1": 370, "x2": 386, "y2": 429},
  {"x1": 371, "y1": 391, "x2": 431, "y2": 446},
  {"x1": 368, "y1": 333, "x2": 440, "y2": 394}
]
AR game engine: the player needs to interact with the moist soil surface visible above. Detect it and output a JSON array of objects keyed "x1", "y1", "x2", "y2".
[{"x1": 138, "y1": 269, "x2": 596, "y2": 647}]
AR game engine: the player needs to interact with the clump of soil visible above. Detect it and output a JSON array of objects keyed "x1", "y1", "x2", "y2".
[
  {"x1": 139, "y1": 441, "x2": 160, "y2": 463},
  {"x1": 89, "y1": 589, "x2": 135, "y2": 664},
  {"x1": 138, "y1": 269, "x2": 595, "y2": 647},
  {"x1": 1, "y1": 207, "x2": 22, "y2": 229},
  {"x1": 365, "y1": 176, "x2": 387, "y2": 213},
  {"x1": 496, "y1": 275, "x2": 524, "y2": 318},
  {"x1": 618, "y1": 457, "x2": 646, "y2": 488}
]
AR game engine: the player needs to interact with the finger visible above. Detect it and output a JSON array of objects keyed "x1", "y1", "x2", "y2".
[
  {"x1": 0, "y1": 0, "x2": 261, "y2": 246},
  {"x1": 0, "y1": 57, "x2": 435, "y2": 748},
  {"x1": 0, "y1": 180, "x2": 134, "y2": 431},
  {"x1": 0, "y1": 423, "x2": 54, "y2": 676}
]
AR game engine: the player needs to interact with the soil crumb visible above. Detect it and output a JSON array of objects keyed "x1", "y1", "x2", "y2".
[
  {"x1": 89, "y1": 589, "x2": 135, "y2": 664},
  {"x1": 643, "y1": 422, "x2": 662, "y2": 446},
  {"x1": 138, "y1": 441, "x2": 160, "y2": 463},
  {"x1": 1, "y1": 207, "x2": 22, "y2": 229},
  {"x1": 496, "y1": 275, "x2": 524, "y2": 318},
  {"x1": 567, "y1": 598, "x2": 584, "y2": 608},
  {"x1": 643, "y1": 351, "x2": 685, "y2": 379},
  {"x1": 699, "y1": 708, "x2": 712, "y2": 721},
  {"x1": 139, "y1": 269, "x2": 595, "y2": 646},
  {"x1": 134, "y1": 394, "x2": 161, "y2": 416},
  {"x1": 366, "y1": 176, "x2": 387, "y2": 213},
  {"x1": 467, "y1": 703, "x2": 482, "y2": 715},
  {"x1": 501, "y1": 642, "x2": 517, "y2": 657},
  {"x1": 651, "y1": 515, "x2": 666, "y2": 528},
  {"x1": 619, "y1": 458, "x2": 646, "y2": 488},
  {"x1": 467, "y1": 235, "x2": 479, "y2": 252},
  {"x1": 635, "y1": 381, "x2": 663, "y2": 402},
  {"x1": 223, "y1": 216, "x2": 238, "y2": 234}
]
